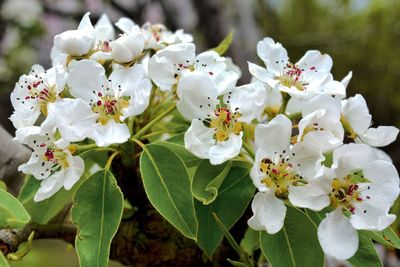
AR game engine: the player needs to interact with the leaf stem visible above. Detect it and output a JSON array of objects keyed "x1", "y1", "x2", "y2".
[
  {"x1": 278, "y1": 92, "x2": 290, "y2": 114},
  {"x1": 133, "y1": 104, "x2": 176, "y2": 140},
  {"x1": 105, "y1": 151, "x2": 120, "y2": 171},
  {"x1": 242, "y1": 141, "x2": 255, "y2": 159}
]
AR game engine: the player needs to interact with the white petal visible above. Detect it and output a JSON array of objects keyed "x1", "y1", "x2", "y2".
[
  {"x1": 360, "y1": 126, "x2": 399, "y2": 147},
  {"x1": 302, "y1": 95, "x2": 341, "y2": 121},
  {"x1": 350, "y1": 202, "x2": 396, "y2": 231},
  {"x1": 247, "y1": 191, "x2": 286, "y2": 234},
  {"x1": 63, "y1": 155, "x2": 84, "y2": 190},
  {"x1": 290, "y1": 140, "x2": 326, "y2": 180},
  {"x1": 341, "y1": 71, "x2": 352, "y2": 89},
  {"x1": 297, "y1": 50, "x2": 333, "y2": 80},
  {"x1": 94, "y1": 14, "x2": 115, "y2": 43},
  {"x1": 332, "y1": 143, "x2": 377, "y2": 178},
  {"x1": 115, "y1": 17, "x2": 137, "y2": 34},
  {"x1": 43, "y1": 99, "x2": 97, "y2": 143},
  {"x1": 226, "y1": 82, "x2": 267, "y2": 124},
  {"x1": 256, "y1": 37, "x2": 288, "y2": 75},
  {"x1": 177, "y1": 71, "x2": 218, "y2": 121},
  {"x1": 363, "y1": 160, "x2": 400, "y2": 193},
  {"x1": 90, "y1": 121, "x2": 130, "y2": 147},
  {"x1": 251, "y1": 149, "x2": 270, "y2": 192},
  {"x1": 208, "y1": 133, "x2": 243, "y2": 165},
  {"x1": 255, "y1": 114, "x2": 291, "y2": 157},
  {"x1": 14, "y1": 126, "x2": 41, "y2": 143},
  {"x1": 110, "y1": 33, "x2": 145, "y2": 63},
  {"x1": 288, "y1": 177, "x2": 331, "y2": 210},
  {"x1": 184, "y1": 119, "x2": 215, "y2": 159},
  {"x1": 67, "y1": 59, "x2": 108, "y2": 102},
  {"x1": 342, "y1": 94, "x2": 371, "y2": 135},
  {"x1": 34, "y1": 171, "x2": 65, "y2": 202},
  {"x1": 317, "y1": 208, "x2": 359, "y2": 260}
]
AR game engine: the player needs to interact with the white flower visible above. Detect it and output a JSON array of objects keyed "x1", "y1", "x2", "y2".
[
  {"x1": 56, "y1": 59, "x2": 152, "y2": 146},
  {"x1": 10, "y1": 64, "x2": 66, "y2": 129},
  {"x1": 177, "y1": 71, "x2": 264, "y2": 165},
  {"x1": 341, "y1": 94, "x2": 399, "y2": 147},
  {"x1": 297, "y1": 95, "x2": 344, "y2": 148},
  {"x1": 149, "y1": 44, "x2": 239, "y2": 93},
  {"x1": 316, "y1": 143, "x2": 400, "y2": 260},
  {"x1": 16, "y1": 126, "x2": 84, "y2": 202},
  {"x1": 148, "y1": 43, "x2": 195, "y2": 91},
  {"x1": 116, "y1": 18, "x2": 193, "y2": 50},
  {"x1": 110, "y1": 28, "x2": 144, "y2": 63},
  {"x1": 248, "y1": 37, "x2": 345, "y2": 99},
  {"x1": 248, "y1": 115, "x2": 331, "y2": 234},
  {"x1": 54, "y1": 12, "x2": 96, "y2": 56}
]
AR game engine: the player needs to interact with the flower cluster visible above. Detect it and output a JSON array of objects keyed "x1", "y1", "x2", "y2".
[
  {"x1": 9, "y1": 13, "x2": 399, "y2": 261},
  {"x1": 247, "y1": 37, "x2": 399, "y2": 260}
]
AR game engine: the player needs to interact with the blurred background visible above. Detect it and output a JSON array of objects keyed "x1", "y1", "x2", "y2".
[{"x1": 0, "y1": 0, "x2": 399, "y2": 266}]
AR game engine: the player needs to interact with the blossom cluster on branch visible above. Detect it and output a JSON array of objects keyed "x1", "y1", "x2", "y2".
[{"x1": 7, "y1": 12, "x2": 400, "y2": 264}]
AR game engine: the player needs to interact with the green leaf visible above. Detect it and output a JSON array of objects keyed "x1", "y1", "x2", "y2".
[
  {"x1": 227, "y1": 259, "x2": 250, "y2": 267},
  {"x1": 240, "y1": 227, "x2": 259, "y2": 256},
  {"x1": 195, "y1": 167, "x2": 255, "y2": 257},
  {"x1": 0, "y1": 188, "x2": 30, "y2": 229},
  {"x1": 348, "y1": 232, "x2": 383, "y2": 267},
  {"x1": 71, "y1": 169, "x2": 124, "y2": 267},
  {"x1": 212, "y1": 30, "x2": 234, "y2": 56},
  {"x1": 363, "y1": 227, "x2": 400, "y2": 249},
  {"x1": 192, "y1": 160, "x2": 231, "y2": 205},
  {"x1": 0, "y1": 181, "x2": 6, "y2": 191},
  {"x1": 260, "y1": 207, "x2": 324, "y2": 267},
  {"x1": 0, "y1": 253, "x2": 9, "y2": 267},
  {"x1": 140, "y1": 144, "x2": 198, "y2": 240},
  {"x1": 18, "y1": 176, "x2": 73, "y2": 225}
]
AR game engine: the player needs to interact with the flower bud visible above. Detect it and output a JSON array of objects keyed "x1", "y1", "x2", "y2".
[{"x1": 110, "y1": 33, "x2": 145, "y2": 63}]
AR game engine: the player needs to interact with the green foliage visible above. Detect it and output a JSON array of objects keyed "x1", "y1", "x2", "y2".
[
  {"x1": 212, "y1": 30, "x2": 234, "y2": 56},
  {"x1": 363, "y1": 227, "x2": 400, "y2": 249},
  {"x1": 140, "y1": 144, "x2": 198, "y2": 240},
  {"x1": 195, "y1": 167, "x2": 255, "y2": 257},
  {"x1": 0, "y1": 253, "x2": 10, "y2": 267},
  {"x1": 240, "y1": 227, "x2": 259, "y2": 256},
  {"x1": 18, "y1": 176, "x2": 73, "y2": 225},
  {"x1": 0, "y1": 181, "x2": 6, "y2": 191},
  {"x1": 192, "y1": 160, "x2": 231, "y2": 205},
  {"x1": 260, "y1": 207, "x2": 324, "y2": 267},
  {"x1": 71, "y1": 170, "x2": 124, "y2": 267},
  {"x1": 0, "y1": 188, "x2": 30, "y2": 229},
  {"x1": 349, "y1": 232, "x2": 383, "y2": 267}
]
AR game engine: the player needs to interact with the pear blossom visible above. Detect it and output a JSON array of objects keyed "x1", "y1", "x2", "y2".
[
  {"x1": 54, "y1": 59, "x2": 152, "y2": 146},
  {"x1": 10, "y1": 64, "x2": 66, "y2": 129},
  {"x1": 297, "y1": 95, "x2": 344, "y2": 148},
  {"x1": 341, "y1": 94, "x2": 399, "y2": 147},
  {"x1": 177, "y1": 71, "x2": 265, "y2": 165},
  {"x1": 248, "y1": 37, "x2": 345, "y2": 100},
  {"x1": 54, "y1": 12, "x2": 95, "y2": 57},
  {"x1": 115, "y1": 18, "x2": 193, "y2": 50},
  {"x1": 16, "y1": 126, "x2": 84, "y2": 202},
  {"x1": 149, "y1": 43, "x2": 239, "y2": 93},
  {"x1": 313, "y1": 143, "x2": 400, "y2": 260},
  {"x1": 247, "y1": 115, "x2": 334, "y2": 234}
]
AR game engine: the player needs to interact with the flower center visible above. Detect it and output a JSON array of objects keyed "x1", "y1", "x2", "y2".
[
  {"x1": 42, "y1": 146, "x2": 69, "y2": 170},
  {"x1": 24, "y1": 80, "x2": 57, "y2": 115},
  {"x1": 92, "y1": 92, "x2": 129, "y2": 125},
  {"x1": 330, "y1": 177, "x2": 364, "y2": 214},
  {"x1": 209, "y1": 107, "x2": 242, "y2": 142},
  {"x1": 277, "y1": 62, "x2": 309, "y2": 91},
  {"x1": 259, "y1": 155, "x2": 305, "y2": 199}
]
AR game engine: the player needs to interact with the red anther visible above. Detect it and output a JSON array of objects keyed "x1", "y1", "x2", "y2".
[
  {"x1": 283, "y1": 173, "x2": 289, "y2": 177},
  {"x1": 44, "y1": 148, "x2": 54, "y2": 160},
  {"x1": 97, "y1": 100, "x2": 102, "y2": 106},
  {"x1": 356, "y1": 197, "x2": 363, "y2": 201},
  {"x1": 354, "y1": 185, "x2": 359, "y2": 190},
  {"x1": 310, "y1": 66, "x2": 316, "y2": 70},
  {"x1": 25, "y1": 96, "x2": 30, "y2": 100},
  {"x1": 209, "y1": 72, "x2": 214, "y2": 75},
  {"x1": 178, "y1": 64, "x2": 183, "y2": 67},
  {"x1": 27, "y1": 85, "x2": 32, "y2": 90},
  {"x1": 98, "y1": 92, "x2": 103, "y2": 97},
  {"x1": 39, "y1": 143, "x2": 46, "y2": 147},
  {"x1": 350, "y1": 207, "x2": 355, "y2": 214},
  {"x1": 288, "y1": 163, "x2": 293, "y2": 168},
  {"x1": 272, "y1": 168, "x2": 280, "y2": 175}
]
